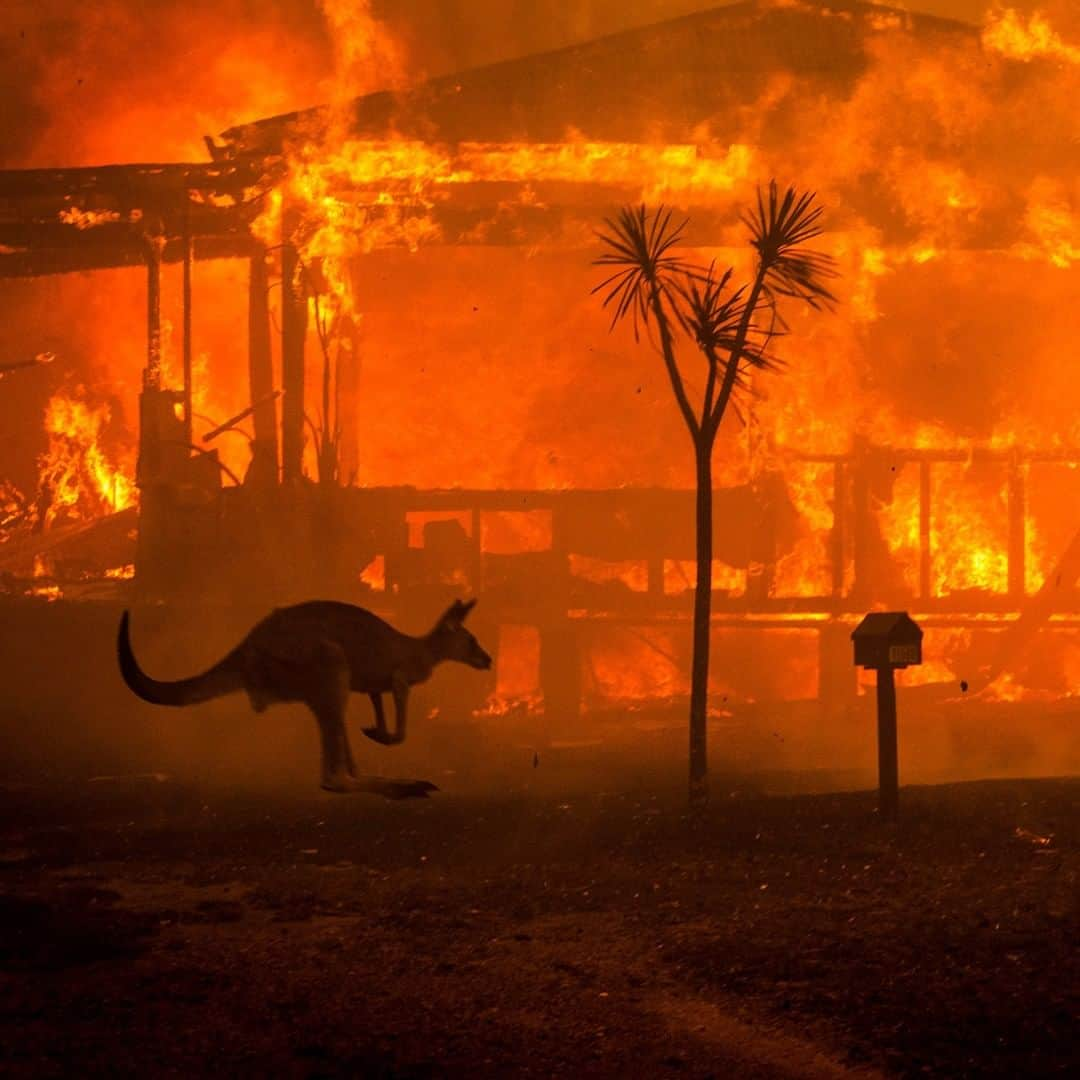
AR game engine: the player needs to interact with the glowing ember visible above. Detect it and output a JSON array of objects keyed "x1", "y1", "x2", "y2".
[
  {"x1": 358, "y1": 555, "x2": 386, "y2": 591},
  {"x1": 58, "y1": 207, "x2": 126, "y2": 230}
]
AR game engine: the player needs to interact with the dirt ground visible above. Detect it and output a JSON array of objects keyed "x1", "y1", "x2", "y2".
[{"x1": 0, "y1": 767, "x2": 1076, "y2": 1078}]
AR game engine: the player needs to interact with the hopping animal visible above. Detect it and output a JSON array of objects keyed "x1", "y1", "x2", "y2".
[{"x1": 118, "y1": 599, "x2": 492, "y2": 797}]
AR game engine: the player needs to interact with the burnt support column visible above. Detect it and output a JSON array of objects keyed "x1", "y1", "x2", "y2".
[
  {"x1": 144, "y1": 232, "x2": 164, "y2": 391},
  {"x1": 137, "y1": 232, "x2": 167, "y2": 489},
  {"x1": 248, "y1": 246, "x2": 279, "y2": 487},
  {"x1": 281, "y1": 214, "x2": 307, "y2": 484},
  {"x1": 135, "y1": 229, "x2": 173, "y2": 594},
  {"x1": 182, "y1": 215, "x2": 194, "y2": 447}
]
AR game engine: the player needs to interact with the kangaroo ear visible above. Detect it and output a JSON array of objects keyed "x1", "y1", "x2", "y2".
[
  {"x1": 439, "y1": 598, "x2": 477, "y2": 627},
  {"x1": 439, "y1": 600, "x2": 465, "y2": 627}
]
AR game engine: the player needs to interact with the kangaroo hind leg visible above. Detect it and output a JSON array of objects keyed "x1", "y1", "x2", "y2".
[
  {"x1": 361, "y1": 692, "x2": 395, "y2": 745},
  {"x1": 304, "y1": 641, "x2": 357, "y2": 793},
  {"x1": 309, "y1": 644, "x2": 436, "y2": 798}
]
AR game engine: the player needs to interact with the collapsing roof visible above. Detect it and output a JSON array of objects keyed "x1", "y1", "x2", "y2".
[
  {"x1": 218, "y1": 0, "x2": 973, "y2": 154},
  {"x1": 0, "y1": 0, "x2": 1011, "y2": 280}
]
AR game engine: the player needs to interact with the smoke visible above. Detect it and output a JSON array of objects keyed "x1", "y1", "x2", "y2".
[{"x1": 2, "y1": 0, "x2": 332, "y2": 168}]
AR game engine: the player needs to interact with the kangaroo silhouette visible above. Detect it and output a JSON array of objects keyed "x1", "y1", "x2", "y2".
[{"x1": 118, "y1": 599, "x2": 492, "y2": 797}]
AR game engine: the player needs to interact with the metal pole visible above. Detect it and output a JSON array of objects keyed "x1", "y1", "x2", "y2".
[{"x1": 876, "y1": 666, "x2": 898, "y2": 822}]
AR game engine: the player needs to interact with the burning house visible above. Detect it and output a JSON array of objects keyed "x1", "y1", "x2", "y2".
[{"x1": 1, "y1": 0, "x2": 1079, "y2": 775}]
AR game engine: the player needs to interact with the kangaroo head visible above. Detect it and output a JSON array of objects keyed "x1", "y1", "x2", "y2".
[{"x1": 430, "y1": 598, "x2": 492, "y2": 670}]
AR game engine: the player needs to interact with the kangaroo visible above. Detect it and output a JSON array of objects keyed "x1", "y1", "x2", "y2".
[{"x1": 117, "y1": 598, "x2": 493, "y2": 797}]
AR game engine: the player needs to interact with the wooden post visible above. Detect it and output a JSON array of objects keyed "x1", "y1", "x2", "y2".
[
  {"x1": 182, "y1": 213, "x2": 194, "y2": 447},
  {"x1": 875, "y1": 665, "x2": 898, "y2": 822},
  {"x1": 135, "y1": 228, "x2": 166, "y2": 594},
  {"x1": 136, "y1": 232, "x2": 166, "y2": 490},
  {"x1": 280, "y1": 213, "x2": 307, "y2": 483},
  {"x1": 248, "y1": 246, "x2": 279, "y2": 486},
  {"x1": 144, "y1": 232, "x2": 164, "y2": 391}
]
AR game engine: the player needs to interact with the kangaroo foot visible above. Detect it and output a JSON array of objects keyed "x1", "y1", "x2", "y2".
[
  {"x1": 321, "y1": 773, "x2": 438, "y2": 798},
  {"x1": 379, "y1": 778, "x2": 439, "y2": 800},
  {"x1": 321, "y1": 773, "x2": 370, "y2": 794},
  {"x1": 360, "y1": 726, "x2": 396, "y2": 745}
]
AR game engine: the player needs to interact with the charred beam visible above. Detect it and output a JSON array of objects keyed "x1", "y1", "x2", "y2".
[
  {"x1": 0, "y1": 233, "x2": 258, "y2": 279},
  {"x1": 201, "y1": 391, "x2": 282, "y2": 443}
]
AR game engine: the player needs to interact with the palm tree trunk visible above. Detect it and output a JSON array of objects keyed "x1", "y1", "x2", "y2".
[{"x1": 689, "y1": 437, "x2": 713, "y2": 806}]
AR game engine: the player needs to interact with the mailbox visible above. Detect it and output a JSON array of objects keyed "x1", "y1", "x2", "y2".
[
  {"x1": 851, "y1": 611, "x2": 922, "y2": 670},
  {"x1": 851, "y1": 611, "x2": 923, "y2": 824}
]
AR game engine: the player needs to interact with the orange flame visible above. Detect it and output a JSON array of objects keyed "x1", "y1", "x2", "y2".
[
  {"x1": 39, "y1": 387, "x2": 135, "y2": 529},
  {"x1": 982, "y1": 7, "x2": 1080, "y2": 64}
]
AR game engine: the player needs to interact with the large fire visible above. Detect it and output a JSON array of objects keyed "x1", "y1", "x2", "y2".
[
  {"x1": 4, "y1": 1, "x2": 1080, "y2": 729},
  {"x1": 39, "y1": 388, "x2": 135, "y2": 529}
]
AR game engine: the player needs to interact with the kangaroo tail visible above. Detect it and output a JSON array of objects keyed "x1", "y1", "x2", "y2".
[{"x1": 118, "y1": 611, "x2": 244, "y2": 707}]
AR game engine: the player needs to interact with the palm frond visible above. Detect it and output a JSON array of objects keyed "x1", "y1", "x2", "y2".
[
  {"x1": 673, "y1": 263, "x2": 781, "y2": 382},
  {"x1": 741, "y1": 181, "x2": 839, "y2": 310},
  {"x1": 593, "y1": 204, "x2": 696, "y2": 338}
]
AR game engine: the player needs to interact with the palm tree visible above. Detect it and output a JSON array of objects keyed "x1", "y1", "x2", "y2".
[{"x1": 594, "y1": 182, "x2": 837, "y2": 805}]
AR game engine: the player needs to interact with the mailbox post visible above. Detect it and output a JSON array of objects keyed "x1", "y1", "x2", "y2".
[{"x1": 851, "y1": 612, "x2": 923, "y2": 822}]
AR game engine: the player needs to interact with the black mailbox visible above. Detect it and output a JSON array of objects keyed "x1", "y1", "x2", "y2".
[
  {"x1": 851, "y1": 611, "x2": 923, "y2": 824},
  {"x1": 852, "y1": 612, "x2": 922, "y2": 670}
]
